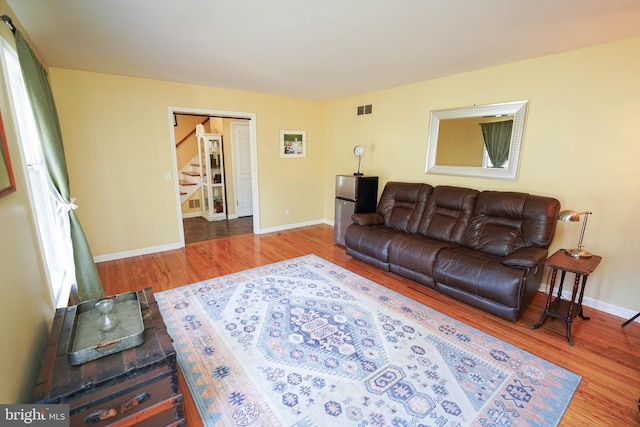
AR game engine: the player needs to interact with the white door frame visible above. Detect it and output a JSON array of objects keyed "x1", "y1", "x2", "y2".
[{"x1": 168, "y1": 106, "x2": 260, "y2": 247}]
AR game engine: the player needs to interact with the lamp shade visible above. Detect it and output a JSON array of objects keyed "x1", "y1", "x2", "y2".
[
  {"x1": 557, "y1": 209, "x2": 593, "y2": 258},
  {"x1": 557, "y1": 209, "x2": 589, "y2": 222}
]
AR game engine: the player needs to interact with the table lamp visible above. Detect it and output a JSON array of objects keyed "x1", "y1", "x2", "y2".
[
  {"x1": 557, "y1": 209, "x2": 592, "y2": 258},
  {"x1": 353, "y1": 145, "x2": 364, "y2": 176}
]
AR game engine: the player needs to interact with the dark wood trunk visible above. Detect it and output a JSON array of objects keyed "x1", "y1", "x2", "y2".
[{"x1": 33, "y1": 288, "x2": 185, "y2": 427}]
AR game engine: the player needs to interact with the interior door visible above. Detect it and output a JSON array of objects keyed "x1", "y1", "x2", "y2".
[{"x1": 231, "y1": 121, "x2": 253, "y2": 217}]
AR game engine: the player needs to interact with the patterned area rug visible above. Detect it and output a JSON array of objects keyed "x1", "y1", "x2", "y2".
[{"x1": 156, "y1": 255, "x2": 580, "y2": 426}]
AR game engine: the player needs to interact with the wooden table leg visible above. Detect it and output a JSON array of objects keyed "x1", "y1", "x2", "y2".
[
  {"x1": 577, "y1": 275, "x2": 591, "y2": 321},
  {"x1": 531, "y1": 267, "x2": 558, "y2": 329},
  {"x1": 565, "y1": 273, "x2": 582, "y2": 346},
  {"x1": 556, "y1": 270, "x2": 567, "y2": 299}
]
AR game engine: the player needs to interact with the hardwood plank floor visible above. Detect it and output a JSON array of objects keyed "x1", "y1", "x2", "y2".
[
  {"x1": 183, "y1": 216, "x2": 254, "y2": 244},
  {"x1": 96, "y1": 224, "x2": 640, "y2": 426}
]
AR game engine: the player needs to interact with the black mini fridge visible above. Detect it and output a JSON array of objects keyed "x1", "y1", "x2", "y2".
[{"x1": 334, "y1": 175, "x2": 378, "y2": 246}]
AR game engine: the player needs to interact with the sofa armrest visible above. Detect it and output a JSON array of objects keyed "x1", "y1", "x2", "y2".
[
  {"x1": 351, "y1": 212, "x2": 384, "y2": 226},
  {"x1": 502, "y1": 247, "x2": 548, "y2": 269}
]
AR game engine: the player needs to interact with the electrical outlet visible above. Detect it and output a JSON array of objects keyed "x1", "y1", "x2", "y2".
[{"x1": 285, "y1": 208, "x2": 289, "y2": 216}]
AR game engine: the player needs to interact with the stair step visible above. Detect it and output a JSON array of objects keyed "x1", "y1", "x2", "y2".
[
  {"x1": 183, "y1": 171, "x2": 200, "y2": 177},
  {"x1": 180, "y1": 191, "x2": 187, "y2": 195},
  {"x1": 190, "y1": 163, "x2": 200, "y2": 167},
  {"x1": 179, "y1": 180, "x2": 197, "y2": 186}
]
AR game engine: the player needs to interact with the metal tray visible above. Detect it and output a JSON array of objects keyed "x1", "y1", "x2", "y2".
[{"x1": 66, "y1": 291, "x2": 145, "y2": 365}]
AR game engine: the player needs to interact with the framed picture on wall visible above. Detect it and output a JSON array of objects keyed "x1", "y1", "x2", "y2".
[
  {"x1": 280, "y1": 130, "x2": 306, "y2": 158},
  {"x1": 0, "y1": 111, "x2": 16, "y2": 199}
]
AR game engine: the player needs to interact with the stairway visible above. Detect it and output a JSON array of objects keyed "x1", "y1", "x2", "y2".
[{"x1": 179, "y1": 155, "x2": 202, "y2": 204}]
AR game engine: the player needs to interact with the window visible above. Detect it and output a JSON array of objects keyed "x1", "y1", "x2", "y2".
[{"x1": 1, "y1": 39, "x2": 75, "y2": 307}]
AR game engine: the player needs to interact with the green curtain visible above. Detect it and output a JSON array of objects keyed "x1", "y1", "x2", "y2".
[
  {"x1": 480, "y1": 120, "x2": 513, "y2": 168},
  {"x1": 15, "y1": 30, "x2": 104, "y2": 302}
]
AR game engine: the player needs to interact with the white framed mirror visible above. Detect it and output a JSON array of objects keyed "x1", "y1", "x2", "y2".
[{"x1": 425, "y1": 100, "x2": 528, "y2": 180}]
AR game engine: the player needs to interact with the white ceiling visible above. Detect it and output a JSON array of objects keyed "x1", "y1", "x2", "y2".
[{"x1": 7, "y1": 0, "x2": 640, "y2": 100}]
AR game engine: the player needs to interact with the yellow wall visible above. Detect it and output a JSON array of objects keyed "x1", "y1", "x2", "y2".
[
  {"x1": 48, "y1": 70, "x2": 326, "y2": 256},
  {"x1": 324, "y1": 36, "x2": 640, "y2": 313},
  {"x1": 0, "y1": 2, "x2": 55, "y2": 403}
]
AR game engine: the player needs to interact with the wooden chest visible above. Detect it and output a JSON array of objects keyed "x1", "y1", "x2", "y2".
[{"x1": 33, "y1": 288, "x2": 185, "y2": 427}]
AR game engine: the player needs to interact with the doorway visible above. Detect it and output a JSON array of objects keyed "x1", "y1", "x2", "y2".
[{"x1": 168, "y1": 107, "x2": 259, "y2": 246}]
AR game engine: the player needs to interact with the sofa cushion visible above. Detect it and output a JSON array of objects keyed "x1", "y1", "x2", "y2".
[
  {"x1": 433, "y1": 247, "x2": 526, "y2": 309},
  {"x1": 376, "y1": 182, "x2": 432, "y2": 233},
  {"x1": 344, "y1": 224, "x2": 402, "y2": 268},
  {"x1": 463, "y1": 191, "x2": 560, "y2": 257},
  {"x1": 389, "y1": 234, "x2": 458, "y2": 288},
  {"x1": 417, "y1": 186, "x2": 479, "y2": 244}
]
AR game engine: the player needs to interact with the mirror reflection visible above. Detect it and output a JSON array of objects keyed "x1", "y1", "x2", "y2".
[
  {"x1": 425, "y1": 101, "x2": 528, "y2": 180},
  {"x1": 437, "y1": 116, "x2": 513, "y2": 168}
]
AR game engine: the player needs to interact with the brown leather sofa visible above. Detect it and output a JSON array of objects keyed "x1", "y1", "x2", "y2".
[{"x1": 344, "y1": 182, "x2": 560, "y2": 322}]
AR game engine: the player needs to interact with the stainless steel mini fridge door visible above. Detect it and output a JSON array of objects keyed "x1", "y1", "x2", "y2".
[
  {"x1": 334, "y1": 198, "x2": 356, "y2": 246},
  {"x1": 335, "y1": 175, "x2": 357, "y2": 200}
]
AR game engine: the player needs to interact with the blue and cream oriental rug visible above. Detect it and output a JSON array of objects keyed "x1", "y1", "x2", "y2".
[{"x1": 156, "y1": 255, "x2": 580, "y2": 427}]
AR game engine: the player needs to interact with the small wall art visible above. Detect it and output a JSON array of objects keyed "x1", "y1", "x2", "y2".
[
  {"x1": 280, "y1": 130, "x2": 306, "y2": 158},
  {"x1": 0, "y1": 111, "x2": 16, "y2": 199}
]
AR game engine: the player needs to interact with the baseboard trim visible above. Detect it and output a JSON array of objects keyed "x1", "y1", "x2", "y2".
[
  {"x1": 256, "y1": 219, "x2": 325, "y2": 234},
  {"x1": 181, "y1": 212, "x2": 201, "y2": 219},
  {"x1": 94, "y1": 242, "x2": 183, "y2": 263},
  {"x1": 182, "y1": 213, "x2": 240, "y2": 220}
]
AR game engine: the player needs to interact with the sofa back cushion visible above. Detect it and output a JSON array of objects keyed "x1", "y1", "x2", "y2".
[
  {"x1": 416, "y1": 186, "x2": 479, "y2": 243},
  {"x1": 464, "y1": 191, "x2": 560, "y2": 256},
  {"x1": 377, "y1": 182, "x2": 432, "y2": 233}
]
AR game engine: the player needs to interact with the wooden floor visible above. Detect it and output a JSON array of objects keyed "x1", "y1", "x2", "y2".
[
  {"x1": 182, "y1": 216, "x2": 253, "y2": 244},
  {"x1": 96, "y1": 224, "x2": 640, "y2": 426}
]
